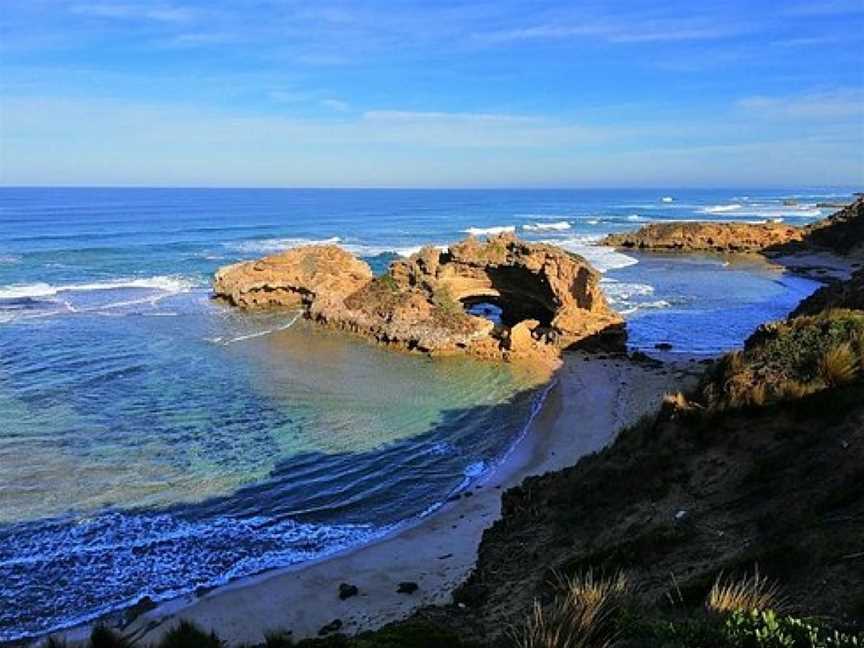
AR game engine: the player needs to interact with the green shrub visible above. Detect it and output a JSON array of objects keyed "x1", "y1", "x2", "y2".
[{"x1": 723, "y1": 609, "x2": 862, "y2": 648}]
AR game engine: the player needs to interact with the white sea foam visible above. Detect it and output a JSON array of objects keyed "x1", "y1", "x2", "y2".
[
  {"x1": 700, "y1": 204, "x2": 821, "y2": 219},
  {"x1": 661, "y1": 196, "x2": 674, "y2": 203},
  {"x1": 0, "y1": 276, "x2": 198, "y2": 301},
  {"x1": 601, "y1": 278, "x2": 671, "y2": 315},
  {"x1": 701, "y1": 204, "x2": 742, "y2": 214},
  {"x1": 626, "y1": 214, "x2": 646, "y2": 221},
  {"x1": 0, "y1": 254, "x2": 21, "y2": 265},
  {"x1": 211, "y1": 311, "x2": 303, "y2": 345},
  {"x1": 586, "y1": 219, "x2": 601, "y2": 225},
  {"x1": 463, "y1": 225, "x2": 516, "y2": 236},
  {"x1": 523, "y1": 221, "x2": 571, "y2": 232},
  {"x1": 543, "y1": 235, "x2": 639, "y2": 273},
  {"x1": 341, "y1": 243, "x2": 448, "y2": 258},
  {"x1": 231, "y1": 236, "x2": 342, "y2": 254}
]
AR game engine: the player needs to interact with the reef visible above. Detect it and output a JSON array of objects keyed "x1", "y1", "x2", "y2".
[{"x1": 601, "y1": 196, "x2": 864, "y2": 257}]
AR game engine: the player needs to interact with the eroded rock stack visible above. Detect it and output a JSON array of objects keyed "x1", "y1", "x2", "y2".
[{"x1": 213, "y1": 233, "x2": 625, "y2": 361}]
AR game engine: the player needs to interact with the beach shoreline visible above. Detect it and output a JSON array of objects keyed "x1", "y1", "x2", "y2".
[{"x1": 50, "y1": 351, "x2": 700, "y2": 646}]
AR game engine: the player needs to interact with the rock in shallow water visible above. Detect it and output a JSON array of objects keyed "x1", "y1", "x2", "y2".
[{"x1": 213, "y1": 233, "x2": 625, "y2": 361}]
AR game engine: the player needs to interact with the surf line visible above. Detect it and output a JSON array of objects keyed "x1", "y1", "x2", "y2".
[{"x1": 213, "y1": 311, "x2": 303, "y2": 345}]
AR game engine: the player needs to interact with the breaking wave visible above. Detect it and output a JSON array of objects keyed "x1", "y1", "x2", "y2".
[
  {"x1": 463, "y1": 225, "x2": 516, "y2": 236},
  {"x1": 0, "y1": 276, "x2": 198, "y2": 301},
  {"x1": 522, "y1": 221, "x2": 571, "y2": 232},
  {"x1": 541, "y1": 235, "x2": 638, "y2": 273}
]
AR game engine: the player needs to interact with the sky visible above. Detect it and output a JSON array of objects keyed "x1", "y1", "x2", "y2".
[{"x1": 0, "y1": 0, "x2": 863, "y2": 188}]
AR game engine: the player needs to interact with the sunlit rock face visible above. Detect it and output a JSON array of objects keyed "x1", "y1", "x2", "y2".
[
  {"x1": 601, "y1": 221, "x2": 804, "y2": 253},
  {"x1": 214, "y1": 233, "x2": 625, "y2": 361}
]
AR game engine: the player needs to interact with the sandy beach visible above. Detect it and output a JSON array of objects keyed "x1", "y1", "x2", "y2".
[{"x1": 56, "y1": 352, "x2": 700, "y2": 646}]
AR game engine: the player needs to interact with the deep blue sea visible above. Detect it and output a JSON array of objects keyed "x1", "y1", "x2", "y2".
[{"x1": 0, "y1": 187, "x2": 854, "y2": 640}]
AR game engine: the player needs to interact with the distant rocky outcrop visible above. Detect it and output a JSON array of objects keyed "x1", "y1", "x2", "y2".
[
  {"x1": 213, "y1": 233, "x2": 625, "y2": 361},
  {"x1": 601, "y1": 196, "x2": 864, "y2": 257},
  {"x1": 600, "y1": 221, "x2": 803, "y2": 253}
]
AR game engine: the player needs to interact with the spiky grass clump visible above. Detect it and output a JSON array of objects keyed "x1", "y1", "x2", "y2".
[
  {"x1": 159, "y1": 621, "x2": 223, "y2": 648},
  {"x1": 706, "y1": 569, "x2": 785, "y2": 615},
  {"x1": 88, "y1": 626, "x2": 130, "y2": 648},
  {"x1": 819, "y1": 343, "x2": 859, "y2": 387},
  {"x1": 510, "y1": 570, "x2": 631, "y2": 648}
]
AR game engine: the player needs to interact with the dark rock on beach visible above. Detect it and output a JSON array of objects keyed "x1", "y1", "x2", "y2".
[
  {"x1": 397, "y1": 582, "x2": 419, "y2": 594},
  {"x1": 318, "y1": 619, "x2": 343, "y2": 635},
  {"x1": 338, "y1": 583, "x2": 359, "y2": 600}
]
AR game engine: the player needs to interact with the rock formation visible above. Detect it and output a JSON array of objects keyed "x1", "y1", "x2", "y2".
[
  {"x1": 600, "y1": 196, "x2": 864, "y2": 257},
  {"x1": 213, "y1": 233, "x2": 625, "y2": 361},
  {"x1": 213, "y1": 245, "x2": 373, "y2": 308},
  {"x1": 600, "y1": 221, "x2": 803, "y2": 252}
]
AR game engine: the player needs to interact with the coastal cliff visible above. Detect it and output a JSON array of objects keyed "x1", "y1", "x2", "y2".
[
  {"x1": 403, "y1": 267, "x2": 864, "y2": 647},
  {"x1": 213, "y1": 233, "x2": 625, "y2": 361}
]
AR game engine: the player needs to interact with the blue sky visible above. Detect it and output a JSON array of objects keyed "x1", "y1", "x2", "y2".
[{"x1": 1, "y1": 0, "x2": 862, "y2": 187}]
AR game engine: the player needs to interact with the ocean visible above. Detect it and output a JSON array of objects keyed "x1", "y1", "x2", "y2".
[{"x1": 0, "y1": 187, "x2": 851, "y2": 640}]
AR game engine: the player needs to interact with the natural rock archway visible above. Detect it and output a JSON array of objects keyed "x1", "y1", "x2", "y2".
[{"x1": 213, "y1": 233, "x2": 625, "y2": 361}]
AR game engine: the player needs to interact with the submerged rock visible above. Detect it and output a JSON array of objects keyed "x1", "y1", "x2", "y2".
[{"x1": 213, "y1": 233, "x2": 625, "y2": 361}]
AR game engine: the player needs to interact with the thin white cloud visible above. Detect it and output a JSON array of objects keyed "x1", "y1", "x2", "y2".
[
  {"x1": 70, "y1": 3, "x2": 196, "y2": 23},
  {"x1": 165, "y1": 32, "x2": 238, "y2": 47},
  {"x1": 737, "y1": 89, "x2": 864, "y2": 120},
  {"x1": 474, "y1": 19, "x2": 746, "y2": 45},
  {"x1": 321, "y1": 99, "x2": 350, "y2": 112},
  {"x1": 2, "y1": 95, "x2": 862, "y2": 187},
  {"x1": 784, "y1": 0, "x2": 864, "y2": 16}
]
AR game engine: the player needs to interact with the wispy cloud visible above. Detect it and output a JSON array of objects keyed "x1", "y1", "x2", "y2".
[
  {"x1": 784, "y1": 0, "x2": 864, "y2": 16},
  {"x1": 474, "y1": 16, "x2": 747, "y2": 45},
  {"x1": 737, "y1": 89, "x2": 864, "y2": 120},
  {"x1": 321, "y1": 99, "x2": 350, "y2": 112},
  {"x1": 70, "y1": 3, "x2": 196, "y2": 23}
]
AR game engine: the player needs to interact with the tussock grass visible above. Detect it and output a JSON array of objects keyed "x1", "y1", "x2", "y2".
[
  {"x1": 159, "y1": 621, "x2": 224, "y2": 648},
  {"x1": 706, "y1": 569, "x2": 785, "y2": 615},
  {"x1": 691, "y1": 310, "x2": 864, "y2": 412},
  {"x1": 820, "y1": 343, "x2": 860, "y2": 387},
  {"x1": 510, "y1": 570, "x2": 631, "y2": 648}
]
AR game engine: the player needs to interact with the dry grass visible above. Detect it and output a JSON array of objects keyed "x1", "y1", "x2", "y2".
[
  {"x1": 854, "y1": 329, "x2": 864, "y2": 366},
  {"x1": 774, "y1": 379, "x2": 813, "y2": 401},
  {"x1": 706, "y1": 569, "x2": 785, "y2": 615},
  {"x1": 662, "y1": 391, "x2": 690, "y2": 411},
  {"x1": 747, "y1": 383, "x2": 767, "y2": 407},
  {"x1": 510, "y1": 570, "x2": 631, "y2": 648},
  {"x1": 819, "y1": 343, "x2": 859, "y2": 387}
]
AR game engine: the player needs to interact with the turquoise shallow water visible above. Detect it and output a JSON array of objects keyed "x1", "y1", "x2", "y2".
[{"x1": 0, "y1": 187, "x2": 850, "y2": 639}]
